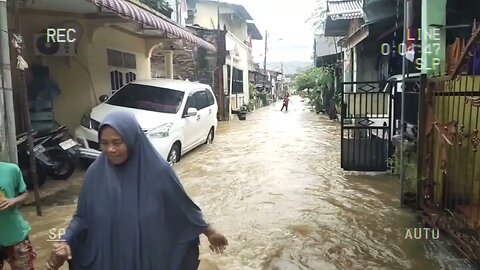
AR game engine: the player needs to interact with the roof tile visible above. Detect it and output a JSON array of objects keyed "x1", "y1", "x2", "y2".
[{"x1": 327, "y1": 0, "x2": 363, "y2": 20}]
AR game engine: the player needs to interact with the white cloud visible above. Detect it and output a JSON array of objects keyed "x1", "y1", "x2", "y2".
[{"x1": 224, "y1": 0, "x2": 316, "y2": 63}]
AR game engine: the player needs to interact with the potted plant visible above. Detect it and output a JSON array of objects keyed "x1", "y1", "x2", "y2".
[
  {"x1": 387, "y1": 144, "x2": 418, "y2": 205},
  {"x1": 141, "y1": 0, "x2": 173, "y2": 18},
  {"x1": 238, "y1": 105, "x2": 248, "y2": 120}
]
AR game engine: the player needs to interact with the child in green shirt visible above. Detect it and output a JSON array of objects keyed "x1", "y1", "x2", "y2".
[{"x1": 0, "y1": 161, "x2": 37, "y2": 270}]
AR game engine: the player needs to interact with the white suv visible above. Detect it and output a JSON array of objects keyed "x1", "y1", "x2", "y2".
[{"x1": 75, "y1": 79, "x2": 218, "y2": 165}]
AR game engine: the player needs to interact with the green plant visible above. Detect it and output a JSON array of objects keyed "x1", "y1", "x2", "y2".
[
  {"x1": 258, "y1": 92, "x2": 268, "y2": 106},
  {"x1": 308, "y1": 0, "x2": 328, "y2": 34},
  {"x1": 294, "y1": 66, "x2": 336, "y2": 116},
  {"x1": 248, "y1": 100, "x2": 255, "y2": 111},
  {"x1": 249, "y1": 83, "x2": 258, "y2": 99},
  {"x1": 387, "y1": 144, "x2": 418, "y2": 192},
  {"x1": 141, "y1": 0, "x2": 170, "y2": 13}
]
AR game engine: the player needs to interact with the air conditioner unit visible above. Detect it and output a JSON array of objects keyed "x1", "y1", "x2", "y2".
[{"x1": 33, "y1": 33, "x2": 77, "y2": 56}]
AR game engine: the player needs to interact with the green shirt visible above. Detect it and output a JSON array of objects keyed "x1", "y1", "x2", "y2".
[{"x1": 0, "y1": 162, "x2": 31, "y2": 246}]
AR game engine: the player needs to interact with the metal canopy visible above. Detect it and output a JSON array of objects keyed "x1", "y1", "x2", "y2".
[
  {"x1": 327, "y1": 0, "x2": 364, "y2": 21},
  {"x1": 90, "y1": 0, "x2": 216, "y2": 51}
]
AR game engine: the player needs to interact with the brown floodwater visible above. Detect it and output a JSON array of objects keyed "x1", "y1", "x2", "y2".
[{"x1": 20, "y1": 96, "x2": 476, "y2": 270}]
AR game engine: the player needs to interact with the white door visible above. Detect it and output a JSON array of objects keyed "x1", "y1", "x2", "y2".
[
  {"x1": 204, "y1": 88, "x2": 217, "y2": 129},
  {"x1": 182, "y1": 94, "x2": 201, "y2": 151},
  {"x1": 191, "y1": 90, "x2": 210, "y2": 145}
]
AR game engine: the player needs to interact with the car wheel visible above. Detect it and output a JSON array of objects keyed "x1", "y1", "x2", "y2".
[
  {"x1": 167, "y1": 144, "x2": 180, "y2": 166},
  {"x1": 205, "y1": 128, "x2": 214, "y2": 144}
]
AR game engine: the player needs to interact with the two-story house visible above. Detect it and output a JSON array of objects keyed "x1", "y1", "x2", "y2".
[{"x1": 188, "y1": 0, "x2": 262, "y2": 117}]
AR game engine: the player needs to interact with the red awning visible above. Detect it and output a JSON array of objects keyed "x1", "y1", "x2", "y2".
[{"x1": 90, "y1": 0, "x2": 216, "y2": 51}]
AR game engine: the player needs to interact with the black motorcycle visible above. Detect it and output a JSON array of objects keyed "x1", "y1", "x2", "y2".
[{"x1": 17, "y1": 126, "x2": 79, "y2": 190}]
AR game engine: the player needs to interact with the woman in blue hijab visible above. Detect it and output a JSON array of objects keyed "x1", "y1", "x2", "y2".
[{"x1": 46, "y1": 111, "x2": 228, "y2": 270}]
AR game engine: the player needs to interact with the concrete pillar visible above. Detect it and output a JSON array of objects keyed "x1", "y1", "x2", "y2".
[
  {"x1": 164, "y1": 51, "x2": 174, "y2": 79},
  {"x1": 352, "y1": 47, "x2": 357, "y2": 92},
  {"x1": 229, "y1": 55, "x2": 233, "y2": 120},
  {"x1": 0, "y1": 0, "x2": 17, "y2": 163},
  {"x1": 421, "y1": 0, "x2": 447, "y2": 76}
]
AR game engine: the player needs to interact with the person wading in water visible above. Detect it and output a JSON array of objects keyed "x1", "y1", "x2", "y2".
[
  {"x1": 46, "y1": 111, "x2": 228, "y2": 270},
  {"x1": 280, "y1": 93, "x2": 293, "y2": 112}
]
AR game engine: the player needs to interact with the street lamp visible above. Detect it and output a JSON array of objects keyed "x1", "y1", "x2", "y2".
[
  {"x1": 262, "y1": 36, "x2": 285, "y2": 98},
  {"x1": 262, "y1": 34, "x2": 283, "y2": 89}
]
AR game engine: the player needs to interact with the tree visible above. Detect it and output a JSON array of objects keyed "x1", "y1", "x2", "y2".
[
  {"x1": 141, "y1": 0, "x2": 171, "y2": 15},
  {"x1": 294, "y1": 67, "x2": 337, "y2": 119},
  {"x1": 307, "y1": 0, "x2": 328, "y2": 34},
  {"x1": 295, "y1": 67, "x2": 333, "y2": 92}
]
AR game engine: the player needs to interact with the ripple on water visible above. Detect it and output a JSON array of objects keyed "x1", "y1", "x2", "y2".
[{"x1": 22, "y1": 97, "x2": 476, "y2": 270}]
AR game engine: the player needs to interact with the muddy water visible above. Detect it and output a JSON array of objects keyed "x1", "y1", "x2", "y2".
[{"x1": 21, "y1": 96, "x2": 475, "y2": 270}]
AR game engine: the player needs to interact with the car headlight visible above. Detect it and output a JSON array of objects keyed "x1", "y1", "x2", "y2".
[
  {"x1": 147, "y1": 123, "x2": 173, "y2": 138},
  {"x1": 80, "y1": 111, "x2": 92, "y2": 129}
]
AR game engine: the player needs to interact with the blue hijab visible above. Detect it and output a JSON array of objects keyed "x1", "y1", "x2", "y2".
[{"x1": 63, "y1": 111, "x2": 208, "y2": 270}]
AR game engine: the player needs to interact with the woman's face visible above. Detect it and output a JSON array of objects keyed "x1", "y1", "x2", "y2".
[{"x1": 100, "y1": 126, "x2": 129, "y2": 165}]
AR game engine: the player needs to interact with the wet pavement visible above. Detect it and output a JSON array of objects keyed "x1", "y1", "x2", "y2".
[{"x1": 20, "y1": 96, "x2": 476, "y2": 270}]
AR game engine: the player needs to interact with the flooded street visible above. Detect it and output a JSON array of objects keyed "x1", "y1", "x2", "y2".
[{"x1": 22, "y1": 96, "x2": 475, "y2": 270}]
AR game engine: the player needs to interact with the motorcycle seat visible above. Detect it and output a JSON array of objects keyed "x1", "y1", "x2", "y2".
[
  {"x1": 35, "y1": 126, "x2": 66, "y2": 138},
  {"x1": 16, "y1": 130, "x2": 38, "y2": 141}
]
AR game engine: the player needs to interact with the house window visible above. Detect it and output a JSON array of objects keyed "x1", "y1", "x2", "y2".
[
  {"x1": 226, "y1": 65, "x2": 244, "y2": 94},
  {"x1": 193, "y1": 91, "x2": 209, "y2": 110},
  {"x1": 110, "y1": 70, "x2": 124, "y2": 93},
  {"x1": 126, "y1": 72, "x2": 137, "y2": 84},
  {"x1": 205, "y1": 88, "x2": 215, "y2": 106},
  {"x1": 107, "y1": 49, "x2": 137, "y2": 95}
]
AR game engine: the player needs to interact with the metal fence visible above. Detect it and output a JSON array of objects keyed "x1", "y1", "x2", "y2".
[
  {"x1": 340, "y1": 78, "x2": 421, "y2": 172},
  {"x1": 340, "y1": 81, "x2": 393, "y2": 171},
  {"x1": 418, "y1": 76, "x2": 480, "y2": 265},
  {"x1": 416, "y1": 27, "x2": 480, "y2": 266}
]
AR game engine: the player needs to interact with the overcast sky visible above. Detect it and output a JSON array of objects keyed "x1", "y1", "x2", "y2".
[{"x1": 225, "y1": 0, "x2": 318, "y2": 63}]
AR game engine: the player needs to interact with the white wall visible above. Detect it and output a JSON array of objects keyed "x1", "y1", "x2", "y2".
[
  {"x1": 166, "y1": 0, "x2": 187, "y2": 26},
  {"x1": 225, "y1": 32, "x2": 250, "y2": 109},
  {"x1": 194, "y1": 2, "x2": 224, "y2": 29},
  {"x1": 20, "y1": 14, "x2": 151, "y2": 132},
  {"x1": 343, "y1": 48, "x2": 352, "y2": 92},
  {"x1": 193, "y1": 2, "x2": 247, "y2": 41},
  {"x1": 228, "y1": 18, "x2": 247, "y2": 42}
]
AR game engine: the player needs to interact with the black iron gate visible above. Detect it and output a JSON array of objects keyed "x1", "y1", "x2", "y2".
[{"x1": 341, "y1": 81, "x2": 393, "y2": 171}]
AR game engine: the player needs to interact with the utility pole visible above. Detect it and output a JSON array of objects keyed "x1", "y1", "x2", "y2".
[
  {"x1": 400, "y1": 0, "x2": 409, "y2": 207},
  {"x1": 217, "y1": 0, "x2": 220, "y2": 30},
  {"x1": 215, "y1": 0, "x2": 224, "y2": 120},
  {"x1": 280, "y1": 61, "x2": 284, "y2": 97},
  {"x1": 1, "y1": 0, "x2": 18, "y2": 164},
  {"x1": 11, "y1": 0, "x2": 42, "y2": 215},
  {"x1": 263, "y1": 30, "x2": 267, "y2": 92},
  {"x1": 0, "y1": 0, "x2": 9, "y2": 162}
]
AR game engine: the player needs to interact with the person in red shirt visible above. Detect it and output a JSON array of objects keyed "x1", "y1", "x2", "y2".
[{"x1": 280, "y1": 93, "x2": 292, "y2": 112}]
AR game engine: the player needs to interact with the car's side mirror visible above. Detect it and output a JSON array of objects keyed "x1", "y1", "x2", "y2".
[
  {"x1": 99, "y1": 95, "x2": 109, "y2": 103},
  {"x1": 187, "y1": 107, "x2": 198, "y2": 117}
]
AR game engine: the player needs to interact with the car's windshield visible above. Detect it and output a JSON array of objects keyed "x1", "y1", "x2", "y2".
[{"x1": 106, "y1": 83, "x2": 185, "y2": 114}]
